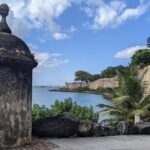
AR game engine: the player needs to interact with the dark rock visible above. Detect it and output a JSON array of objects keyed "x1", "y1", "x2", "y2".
[
  {"x1": 126, "y1": 122, "x2": 150, "y2": 135},
  {"x1": 77, "y1": 120, "x2": 93, "y2": 137},
  {"x1": 116, "y1": 121, "x2": 128, "y2": 135},
  {"x1": 32, "y1": 114, "x2": 79, "y2": 138},
  {"x1": 102, "y1": 93, "x2": 113, "y2": 100},
  {"x1": 100, "y1": 126, "x2": 119, "y2": 136},
  {"x1": 141, "y1": 127, "x2": 150, "y2": 134},
  {"x1": 136, "y1": 122, "x2": 150, "y2": 135},
  {"x1": 126, "y1": 125, "x2": 139, "y2": 135},
  {"x1": 93, "y1": 123, "x2": 102, "y2": 137}
]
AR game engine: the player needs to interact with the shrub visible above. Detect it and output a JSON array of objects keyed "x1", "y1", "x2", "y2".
[
  {"x1": 32, "y1": 98, "x2": 99, "y2": 122},
  {"x1": 76, "y1": 86, "x2": 90, "y2": 92},
  {"x1": 132, "y1": 49, "x2": 150, "y2": 68}
]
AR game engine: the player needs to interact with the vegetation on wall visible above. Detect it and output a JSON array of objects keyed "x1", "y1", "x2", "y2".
[
  {"x1": 132, "y1": 49, "x2": 150, "y2": 68},
  {"x1": 100, "y1": 65, "x2": 128, "y2": 78},
  {"x1": 146, "y1": 37, "x2": 150, "y2": 48},
  {"x1": 32, "y1": 98, "x2": 99, "y2": 122},
  {"x1": 74, "y1": 71, "x2": 92, "y2": 82},
  {"x1": 74, "y1": 65, "x2": 128, "y2": 82}
]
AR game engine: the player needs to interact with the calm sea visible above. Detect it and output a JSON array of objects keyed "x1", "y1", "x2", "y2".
[{"x1": 32, "y1": 86, "x2": 109, "y2": 113}]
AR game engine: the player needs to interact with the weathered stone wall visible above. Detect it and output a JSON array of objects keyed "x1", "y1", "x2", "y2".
[
  {"x1": 0, "y1": 66, "x2": 32, "y2": 148},
  {"x1": 89, "y1": 77, "x2": 119, "y2": 90},
  {"x1": 66, "y1": 77, "x2": 119, "y2": 90},
  {"x1": 138, "y1": 65, "x2": 150, "y2": 96},
  {"x1": 66, "y1": 82, "x2": 88, "y2": 90},
  {"x1": 66, "y1": 66, "x2": 150, "y2": 93}
]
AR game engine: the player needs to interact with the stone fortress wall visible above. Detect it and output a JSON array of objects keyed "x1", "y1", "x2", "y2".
[
  {"x1": 66, "y1": 82, "x2": 89, "y2": 90},
  {"x1": 66, "y1": 65, "x2": 150, "y2": 94},
  {"x1": 66, "y1": 77, "x2": 119, "y2": 90}
]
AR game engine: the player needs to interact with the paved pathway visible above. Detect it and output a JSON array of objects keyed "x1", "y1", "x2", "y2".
[
  {"x1": 3, "y1": 139, "x2": 57, "y2": 150},
  {"x1": 7, "y1": 136, "x2": 150, "y2": 150},
  {"x1": 47, "y1": 135, "x2": 150, "y2": 150}
]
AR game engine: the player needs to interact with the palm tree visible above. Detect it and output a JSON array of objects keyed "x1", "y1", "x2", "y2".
[{"x1": 98, "y1": 65, "x2": 150, "y2": 125}]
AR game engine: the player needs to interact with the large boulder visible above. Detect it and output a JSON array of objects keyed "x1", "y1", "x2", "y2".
[
  {"x1": 93, "y1": 123, "x2": 102, "y2": 137},
  {"x1": 127, "y1": 122, "x2": 150, "y2": 135},
  {"x1": 116, "y1": 121, "x2": 128, "y2": 135},
  {"x1": 32, "y1": 114, "x2": 79, "y2": 138},
  {"x1": 135, "y1": 122, "x2": 150, "y2": 135},
  {"x1": 126, "y1": 125, "x2": 139, "y2": 135},
  {"x1": 77, "y1": 120, "x2": 93, "y2": 137},
  {"x1": 100, "y1": 126, "x2": 118, "y2": 136}
]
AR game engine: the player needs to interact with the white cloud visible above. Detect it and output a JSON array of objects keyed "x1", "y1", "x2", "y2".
[
  {"x1": 44, "y1": 59, "x2": 70, "y2": 68},
  {"x1": 52, "y1": 32, "x2": 69, "y2": 40},
  {"x1": 81, "y1": 7, "x2": 94, "y2": 17},
  {"x1": 116, "y1": 5, "x2": 149, "y2": 25},
  {"x1": 70, "y1": 26, "x2": 77, "y2": 32},
  {"x1": 82, "y1": 0, "x2": 150, "y2": 29},
  {"x1": 50, "y1": 53, "x2": 62, "y2": 57},
  {"x1": 1, "y1": 0, "x2": 150, "y2": 36},
  {"x1": 34, "y1": 52, "x2": 50, "y2": 67},
  {"x1": 33, "y1": 51, "x2": 69, "y2": 71},
  {"x1": 2, "y1": 0, "x2": 72, "y2": 40},
  {"x1": 115, "y1": 45, "x2": 147, "y2": 59}
]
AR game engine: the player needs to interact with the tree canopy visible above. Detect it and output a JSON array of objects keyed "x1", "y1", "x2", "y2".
[
  {"x1": 147, "y1": 37, "x2": 150, "y2": 48},
  {"x1": 100, "y1": 65, "x2": 128, "y2": 78},
  {"x1": 74, "y1": 70, "x2": 92, "y2": 82},
  {"x1": 132, "y1": 49, "x2": 150, "y2": 68},
  {"x1": 74, "y1": 66, "x2": 129, "y2": 82},
  {"x1": 32, "y1": 98, "x2": 99, "y2": 122}
]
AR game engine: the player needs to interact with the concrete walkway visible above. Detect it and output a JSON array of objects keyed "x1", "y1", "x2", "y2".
[{"x1": 47, "y1": 135, "x2": 150, "y2": 150}]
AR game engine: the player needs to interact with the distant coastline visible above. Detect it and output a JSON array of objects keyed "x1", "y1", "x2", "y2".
[{"x1": 49, "y1": 88, "x2": 113, "y2": 100}]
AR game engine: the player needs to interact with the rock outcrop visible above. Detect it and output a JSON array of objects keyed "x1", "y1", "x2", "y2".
[
  {"x1": 127, "y1": 122, "x2": 150, "y2": 135},
  {"x1": 32, "y1": 114, "x2": 79, "y2": 138},
  {"x1": 33, "y1": 115, "x2": 120, "y2": 138},
  {"x1": 77, "y1": 120, "x2": 93, "y2": 137}
]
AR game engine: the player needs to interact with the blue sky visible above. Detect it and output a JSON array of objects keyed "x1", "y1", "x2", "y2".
[{"x1": 2, "y1": 0, "x2": 150, "y2": 85}]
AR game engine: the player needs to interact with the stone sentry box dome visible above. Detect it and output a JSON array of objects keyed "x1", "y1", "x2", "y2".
[{"x1": 0, "y1": 3, "x2": 37, "y2": 149}]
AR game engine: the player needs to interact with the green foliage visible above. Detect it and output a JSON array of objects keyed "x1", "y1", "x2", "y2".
[
  {"x1": 59, "y1": 87, "x2": 70, "y2": 92},
  {"x1": 96, "y1": 87, "x2": 121, "y2": 98},
  {"x1": 98, "y1": 65, "x2": 150, "y2": 125},
  {"x1": 75, "y1": 70, "x2": 92, "y2": 82},
  {"x1": 74, "y1": 66, "x2": 128, "y2": 82},
  {"x1": 76, "y1": 86, "x2": 90, "y2": 92},
  {"x1": 132, "y1": 49, "x2": 150, "y2": 68},
  {"x1": 89, "y1": 74, "x2": 101, "y2": 82},
  {"x1": 32, "y1": 104, "x2": 52, "y2": 121},
  {"x1": 32, "y1": 98, "x2": 99, "y2": 122},
  {"x1": 96, "y1": 87, "x2": 113, "y2": 94},
  {"x1": 147, "y1": 37, "x2": 150, "y2": 48},
  {"x1": 100, "y1": 65, "x2": 128, "y2": 78}
]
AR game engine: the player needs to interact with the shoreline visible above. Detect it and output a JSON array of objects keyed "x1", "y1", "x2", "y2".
[{"x1": 49, "y1": 89, "x2": 113, "y2": 100}]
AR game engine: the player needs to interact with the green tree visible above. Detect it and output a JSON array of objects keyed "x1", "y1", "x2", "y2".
[
  {"x1": 132, "y1": 49, "x2": 150, "y2": 68},
  {"x1": 98, "y1": 65, "x2": 150, "y2": 125},
  {"x1": 100, "y1": 65, "x2": 128, "y2": 78},
  {"x1": 32, "y1": 98, "x2": 99, "y2": 122},
  {"x1": 147, "y1": 37, "x2": 150, "y2": 48},
  {"x1": 89, "y1": 74, "x2": 100, "y2": 82},
  {"x1": 74, "y1": 70, "x2": 92, "y2": 82}
]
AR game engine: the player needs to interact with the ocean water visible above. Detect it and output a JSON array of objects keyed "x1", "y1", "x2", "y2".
[{"x1": 32, "y1": 86, "x2": 109, "y2": 113}]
